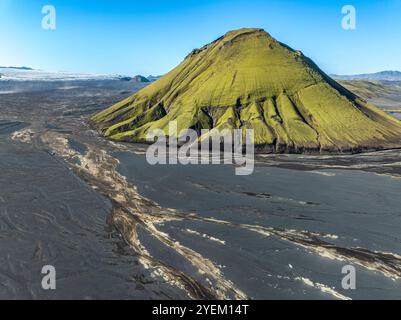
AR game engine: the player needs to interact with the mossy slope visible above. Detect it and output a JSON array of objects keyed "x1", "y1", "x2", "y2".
[{"x1": 92, "y1": 28, "x2": 401, "y2": 153}]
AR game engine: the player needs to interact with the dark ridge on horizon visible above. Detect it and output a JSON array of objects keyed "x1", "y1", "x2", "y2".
[
  {"x1": 0, "y1": 66, "x2": 34, "y2": 70},
  {"x1": 332, "y1": 70, "x2": 401, "y2": 81}
]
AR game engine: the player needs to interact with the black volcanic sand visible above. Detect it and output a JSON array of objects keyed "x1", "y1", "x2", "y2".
[
  {"x1": 0, "y1": 80, "x2": 186, "y2": 299},
  {"x1": 114, "y1": 151, "x2": 401, "y2": 299},
  {"x1": 1, "y1": 79, "x2": 401, "y2": 299},
  {"x1": 0, "y1": 139, "x2": 184, "y2": 299},
  {"x1": 0, "y1": 120, "x2": 30, "y2": 135}
]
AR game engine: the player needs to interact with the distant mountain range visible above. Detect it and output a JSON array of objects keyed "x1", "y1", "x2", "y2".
[
  {"x1": 147, "y1": 75, "x2": 163, "y2": 82},
  {"x1": 0, "y1": 68, "x2": 126, "y2": 81},
  {"x1": 331, "y1": 71, "x2": 401, "y2": 81},
  {"x1": 113, "y1": 75, "x2": 159, "y2": 82},
  {"x1": 0, "y1": 66, "x2": 161, "y2": 82},
  {"x1": 132, "y1": 75, "x2": 150, "y2": 83},
  {"x1": 0, "y1": 66, "x2": 34, "y2": 70}
]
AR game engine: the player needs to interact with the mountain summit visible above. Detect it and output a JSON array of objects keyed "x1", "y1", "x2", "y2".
[{"x1": 92, "y1": 28, "x2": 401, "y2": 153}]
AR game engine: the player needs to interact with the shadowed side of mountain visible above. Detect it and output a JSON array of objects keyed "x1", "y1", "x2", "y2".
[{"x1": 91, "y1": 28, "x2": 401, "y2": 154}]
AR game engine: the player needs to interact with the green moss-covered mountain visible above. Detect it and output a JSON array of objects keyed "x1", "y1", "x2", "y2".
[{"x1": 92, "y1": 28, "x2": 401, "y2": 153}]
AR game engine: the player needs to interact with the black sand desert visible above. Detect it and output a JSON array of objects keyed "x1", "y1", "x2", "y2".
[{"x1": 2, "y1": 75, "x2": 401, "y2": 299}]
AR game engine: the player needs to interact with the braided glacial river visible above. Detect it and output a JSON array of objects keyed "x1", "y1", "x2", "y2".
[{"x1": 1, "y1": 80, "x2": 401, "y2": 299}]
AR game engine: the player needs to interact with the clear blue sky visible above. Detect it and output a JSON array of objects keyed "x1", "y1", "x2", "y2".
[{"x1": 1, "y1": 0, "x2": 400, "y2": 75}]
